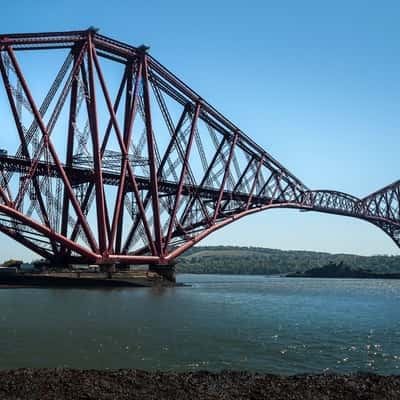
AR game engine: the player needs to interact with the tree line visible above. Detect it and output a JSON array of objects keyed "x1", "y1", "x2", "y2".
[{"x1": 176, "y1": 246, "x2": 400, "y2": 275}]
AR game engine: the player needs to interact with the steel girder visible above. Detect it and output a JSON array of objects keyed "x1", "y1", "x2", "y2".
[{"x1": 0, "y1": 29, "x2": 398, "y2": 266}]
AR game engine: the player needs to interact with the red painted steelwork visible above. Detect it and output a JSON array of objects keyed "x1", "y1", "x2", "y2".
[{"x1": 0, "y1": 29, "x2": 398, "y2": 269}]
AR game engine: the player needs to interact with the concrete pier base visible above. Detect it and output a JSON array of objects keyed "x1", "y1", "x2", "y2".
[
  {"x1": 100, "y1": 263, "x2": 116, "y2": 278},
  {"x1": 149, "y1": 265, "x2": 176, "y2": 283}
]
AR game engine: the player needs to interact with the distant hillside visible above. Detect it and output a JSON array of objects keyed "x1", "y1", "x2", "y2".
[
  {"x1": 286, "y1": 261, "x2": 400, "y2": 279},
  {"x1": 175, "y1": 246, "x2": 400, "y2": 275}
]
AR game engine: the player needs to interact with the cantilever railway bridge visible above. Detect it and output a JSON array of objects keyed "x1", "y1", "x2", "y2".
[{"x1": 0, "y1": 29, "x2": 398, "y2": 274}]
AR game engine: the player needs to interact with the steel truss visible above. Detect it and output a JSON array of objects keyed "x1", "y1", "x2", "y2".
[{"x1": 0, "y1": 29, "x2": 398, "y2": 267}]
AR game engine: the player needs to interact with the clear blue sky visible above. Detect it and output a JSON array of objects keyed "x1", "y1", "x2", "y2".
[{"x1": 0, "y1": 0, "x2": 399, "y2": 259}]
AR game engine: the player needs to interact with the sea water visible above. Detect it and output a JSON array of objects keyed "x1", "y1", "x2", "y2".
[{"x1": 0, "y1": 274, "x2": 398, "y2": 374}]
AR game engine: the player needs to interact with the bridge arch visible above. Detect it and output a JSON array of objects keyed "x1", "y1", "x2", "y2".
[{"x1": 164, "y1": 193, "x2": 400, "y2": 261}]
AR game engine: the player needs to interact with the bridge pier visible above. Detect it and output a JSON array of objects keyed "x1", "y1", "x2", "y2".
[
  {"x1": 148, "y1": 264, "x2": 176, "y2": 283},
  {"x1": 100, "y1": 263, "x2": 116, "y2": 278}
]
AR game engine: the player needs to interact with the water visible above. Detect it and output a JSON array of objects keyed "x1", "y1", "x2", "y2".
[{"x1": 0, "y1": 274, "x2": 399, "y2": 374}]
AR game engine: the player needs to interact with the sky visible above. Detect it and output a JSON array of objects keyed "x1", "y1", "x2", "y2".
[{"x1": 0, "y1": 0, "x2": 399, "y2": 260}]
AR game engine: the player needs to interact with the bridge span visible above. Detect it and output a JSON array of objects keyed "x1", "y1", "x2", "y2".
[{"x1": 0, "y1": 29, "x2": 398, "y2": 277}]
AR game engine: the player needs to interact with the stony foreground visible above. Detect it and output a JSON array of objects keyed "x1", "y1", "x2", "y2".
[{"x1": 0, "y1": 369, "x2": 399, "y2": 399}]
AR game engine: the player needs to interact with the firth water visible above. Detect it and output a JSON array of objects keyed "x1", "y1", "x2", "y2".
[{"x1": 0, "y1": 274, "x2": 399, "y2": 374}]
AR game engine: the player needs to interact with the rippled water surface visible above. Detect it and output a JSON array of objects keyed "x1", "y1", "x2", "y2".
[{"x1": 0, "y1": 274, "x2": 399, "y2": 374}]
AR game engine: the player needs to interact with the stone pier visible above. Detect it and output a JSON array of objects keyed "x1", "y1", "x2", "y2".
[{"x1": 148, "y1": 264, "x2": 176, "y2": 283}]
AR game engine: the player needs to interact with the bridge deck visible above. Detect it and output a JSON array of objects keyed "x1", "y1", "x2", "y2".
[{"x1": 0, "y1": 155, "x2": 270, "y2": 203}]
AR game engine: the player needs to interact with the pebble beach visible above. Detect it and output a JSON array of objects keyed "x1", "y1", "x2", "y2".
[{"x1": 0, "y1": 369, "x2": 399, "y2": 399}]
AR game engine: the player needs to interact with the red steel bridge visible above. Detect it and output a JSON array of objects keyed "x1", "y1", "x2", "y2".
[{"x1": 0, "y1": 29, "x2": 398, "y2": 277}]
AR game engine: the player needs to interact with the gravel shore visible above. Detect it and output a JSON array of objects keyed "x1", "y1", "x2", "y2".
[{"x1": 0, "y1": 369, "x2": 398, "y2": 399}]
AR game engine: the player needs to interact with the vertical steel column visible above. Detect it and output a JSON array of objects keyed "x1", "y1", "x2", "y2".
[
  {"x1": 100, "y1": 60, "x2": 135, "y2": 251},
  {"x1": 115, "y1": 62, "x2": 134, "y2": 253},
  {"x1": 87, "y1": 32, "x2": 108, "y2": 255},
  {"x1": 92, "y1": 51, "x2": 156, "y2": 256},
  {"x1": 142, "y1": 52, "x2": 163, "y2": 257}
]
